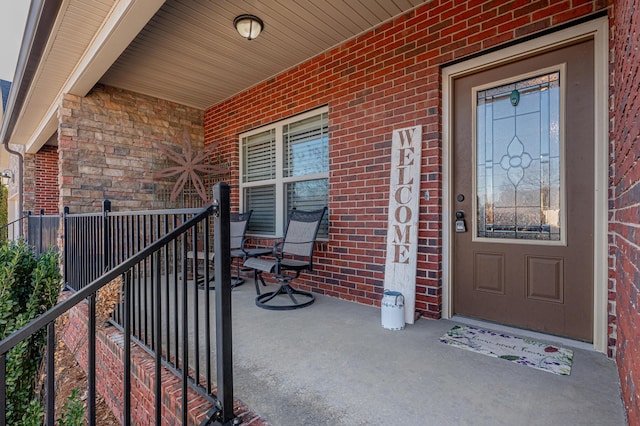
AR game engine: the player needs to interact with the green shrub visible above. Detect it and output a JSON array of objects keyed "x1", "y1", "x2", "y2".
[
  {"x1": 0, "y1": 239, "x2": 62, "y2": 425},
  {"x1": 57, "y1": 389, "x2": 84, "y2": 426},
  {"x1": 21, "y1": 398, "x2": 44, "y2": 426}
]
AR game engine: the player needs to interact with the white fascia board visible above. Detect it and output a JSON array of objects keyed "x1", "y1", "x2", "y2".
[{"x1": 25, "y1": 0, "x2": 165, "y2": 154}]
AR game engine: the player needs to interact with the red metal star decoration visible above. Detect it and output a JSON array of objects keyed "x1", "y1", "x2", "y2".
[{"x1": 153, "y1": 128, "x2": 227, "y2": 203}]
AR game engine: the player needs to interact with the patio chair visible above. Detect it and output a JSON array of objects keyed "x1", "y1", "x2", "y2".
[
  {"x1": 244, "y1": 207, "x2": 327, "y2": 310},
  {"x1": 228, "y1": 210, "x2": 254, "y2": 286},
  {"x1": 187, "y1": 211, "x2": 252, "y2": 288}
]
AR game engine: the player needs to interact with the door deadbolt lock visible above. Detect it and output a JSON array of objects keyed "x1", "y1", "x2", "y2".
[{"x1": 455, "y1": 210, "x2": 467, "y2": 233}]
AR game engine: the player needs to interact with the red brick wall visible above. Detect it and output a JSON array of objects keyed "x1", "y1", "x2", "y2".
[
  {"x1": 612, "y1": 0, "x2": 640, "y2": 422},
  {"x1": 23, "y1": 145, "x2": 60, "y2": 215},
  {"x1": 62, "y1": 297, "x2": 212, "y2": 425},
  {"x1": 61, "y1": 294, "x2": 267, "y2": 425},
  {"x1": 205, "y1": 1, "x2": 609, "y2": 318},
  {"x1": 34, "y1": 145, "x2": 59, "y2": 214}
]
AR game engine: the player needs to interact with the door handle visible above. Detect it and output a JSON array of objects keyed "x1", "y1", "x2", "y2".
[{"x1": 455, "y1": 210, "x2": 467, "y2": 232}]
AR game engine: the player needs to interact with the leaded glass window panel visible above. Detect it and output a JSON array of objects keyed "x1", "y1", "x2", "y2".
[{"x1": 476, "y1": 71, "x2": 561, "y2": 241}]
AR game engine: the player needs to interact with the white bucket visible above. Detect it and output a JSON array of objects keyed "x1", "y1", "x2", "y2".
[{"x1": 381, "y1": 290, "x2": 405, "y2": 330}]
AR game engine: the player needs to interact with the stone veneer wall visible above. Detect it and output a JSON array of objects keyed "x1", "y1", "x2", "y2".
[
  {"x1": 57, "y1": 84, "x2": 203, "y2": 213},
  {"x1": 612, "y1": 0, "x2": 640, "y2": 422},
  {"x1": 205, "y1": 1, "x2": 610, "y2": 324}
]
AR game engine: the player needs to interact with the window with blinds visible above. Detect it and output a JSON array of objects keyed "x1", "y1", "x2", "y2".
[
  {"x1": 242, "y1": 129, "x2": 275, "y2": 182},
  {"x1": 286, "y1": 179, "x2": 328, "y2": 238},
  {"x1": 245, "y1": 185, "x2": 276, "y2": 234},
  {"x1": 240, "y1": 107, "x2": 329, "y2": 238},
  {"x1": 283, "y1": 112, "x2": 329, "y2": 177}
]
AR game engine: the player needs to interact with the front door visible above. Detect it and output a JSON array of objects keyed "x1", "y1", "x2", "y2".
[{"x1": 452, "y1": 40, "x2": 595, "y2": 342}]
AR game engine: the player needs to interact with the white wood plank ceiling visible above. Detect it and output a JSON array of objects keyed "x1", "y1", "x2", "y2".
[
  {"x1": 100, "y1": 0, "x2": 430, "y2": 110},
  {"x1": 10, "y1": 0, "x2": 117, "y2": 149}
]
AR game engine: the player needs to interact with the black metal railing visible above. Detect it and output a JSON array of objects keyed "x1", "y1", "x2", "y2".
[
  {"x1": 64, "y1": 202, "x2": 214, "y2": 292},
  {"x1": 27, "y1": 210, "x2": 60, "y2": 256},
  {"x1": 0, "y1": 183, "x2": 235, "y2": 425},
  {"x1": 0, "y1": 214, "x2": 27, "y2": 241},
  {"x1": 0, "y1": 210, "x2": 60, "y2": 255}
]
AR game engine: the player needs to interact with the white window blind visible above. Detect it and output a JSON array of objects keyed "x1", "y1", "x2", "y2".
[
  {"x1": 245, "y1": 185, "x2": 276, "y2": 234},
  {"x1": 286, "y1": 179, "x2": 328, "y2": 238},
  {"x1": 242, "y1": 129, "x2": 276, "y2": 183},
  {"x1": 283, "y1": 112, "x2": 329, "y2": 177}
]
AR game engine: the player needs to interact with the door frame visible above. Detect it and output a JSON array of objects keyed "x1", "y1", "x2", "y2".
[{"x1": 441, "y1": 17, "x2": 609, "y2": 352}]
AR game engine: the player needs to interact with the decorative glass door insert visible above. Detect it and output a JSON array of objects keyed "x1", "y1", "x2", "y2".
[{"x1": 475, "y1": 70, "x2": 563, "y2": 242}]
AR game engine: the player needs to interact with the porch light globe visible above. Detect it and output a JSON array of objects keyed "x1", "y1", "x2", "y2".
[{"x1": 234, "y1": 15, "x2": 263, "y2": 40}]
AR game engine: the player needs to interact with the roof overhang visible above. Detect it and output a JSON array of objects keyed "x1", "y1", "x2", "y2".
[{"x1": 1, "y1": 0, "x2": 164, "y2": 154}]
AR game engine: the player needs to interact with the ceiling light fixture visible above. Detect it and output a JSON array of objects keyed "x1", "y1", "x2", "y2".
[{"x1": 234, "y1": 14, "x2": 264, "y2": 40}]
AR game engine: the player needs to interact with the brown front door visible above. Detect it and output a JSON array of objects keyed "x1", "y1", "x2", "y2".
[{"x1": 452, "y1": 40, "x2": 595, "y2": 342}]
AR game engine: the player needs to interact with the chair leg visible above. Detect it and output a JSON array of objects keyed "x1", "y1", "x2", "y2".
[
  {"x1": 253, "y1": 269, "x2": 261, "y2": 295},
  {"x1": 230, "y1": 258, "x2": 245, "y2": 288},
  {"x1": 197, "y1": 275, "x2": 216, "y2": 290},
  {"x1": 283, "y1": 284, "x2": 299, "y2": 305},
  {"x1": 255, "y1": 274, "x2": 315, "y2": 310},
  {"x1": 257, "y1": 285, "x2": 285, "y2": 304},
  {"x1": 251, "y1": 269, "x2": 269, "y2": 295}
]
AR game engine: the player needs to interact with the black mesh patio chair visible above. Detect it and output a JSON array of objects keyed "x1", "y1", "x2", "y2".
[
  {"x1": 188, "y1": 211, "x2": 252, "y2": 288},
  {"x1": 228, "y1": 210, "x2": 254, "y2": 286},
  {"x1": 244, "y1": 207, "x2": 327, "y2": 310}
]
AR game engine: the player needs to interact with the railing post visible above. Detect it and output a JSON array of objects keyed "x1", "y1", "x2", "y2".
[
  {"x1": 25, "y1": 210, "x2": 31, "y2": 244},
  {"x1": 63, "y1": 207, "x2": 69, "y2": 289},
  {"x1": 87, "y1": 294, "x2": 96, "y2": 426},
  {"x1": 39, "y1": 209, "x2": 44, "y2": 255},
  {"x1": 0, "y1": 353, "x2": 5, "y2": 425},
  {"x1": 123, "y1": 271, "x2": 131, "y2": 426},
  {"x1": 46, "y1": 322, "x2": 56, "y2": 426},
  {"x1": 102, "y1": 200, "x2": 111, "y2": 273},
  {"x1": 214, "y1": 183, "x2": 234, "y2": 423}
]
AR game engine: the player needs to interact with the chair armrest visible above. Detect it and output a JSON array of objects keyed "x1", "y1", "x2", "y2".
[
  {"x1": 273, "y1": 240, "x2": 284, "y2": 259},
  {"x1": 279, "y1": 240, "x2": 315, "y2": 245},
  {"x1": 239, "y1": 237, "x2": 249, "y2": 254}
]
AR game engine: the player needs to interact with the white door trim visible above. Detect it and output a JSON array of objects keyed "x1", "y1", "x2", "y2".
[{"x1": 441, "y1": 17, "x2": 609, "y2": 352}]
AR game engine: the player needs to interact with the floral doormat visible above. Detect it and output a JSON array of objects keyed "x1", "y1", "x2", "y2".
[{"x1": 440, "y1": 325, "x2": 573, "y2": 375}]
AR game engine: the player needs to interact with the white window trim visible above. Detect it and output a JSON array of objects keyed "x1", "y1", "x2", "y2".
[{"x1": 239, "y1": 106, "x2": 329, "y2": 238}]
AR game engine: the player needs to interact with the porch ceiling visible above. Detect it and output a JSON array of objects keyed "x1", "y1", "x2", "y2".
[
  {"x1": 9, "y1": 0, "x2": 117, "y2": 151},
  {"x1": 7, "y1": 0, "x2": 429, "y2": 154},
  {"x1": 99, "y1": 0, "x2": 430, "y2": 110}
]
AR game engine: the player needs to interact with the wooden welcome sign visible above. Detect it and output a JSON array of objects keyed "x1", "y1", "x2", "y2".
[{"x1": 383, "y1": 125, "x2": 422, "y2": 324}]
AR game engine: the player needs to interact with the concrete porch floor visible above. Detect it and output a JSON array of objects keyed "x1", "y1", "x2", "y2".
[{"x1": 212, "y1": 280, "x2": 626, "y2": 426}]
